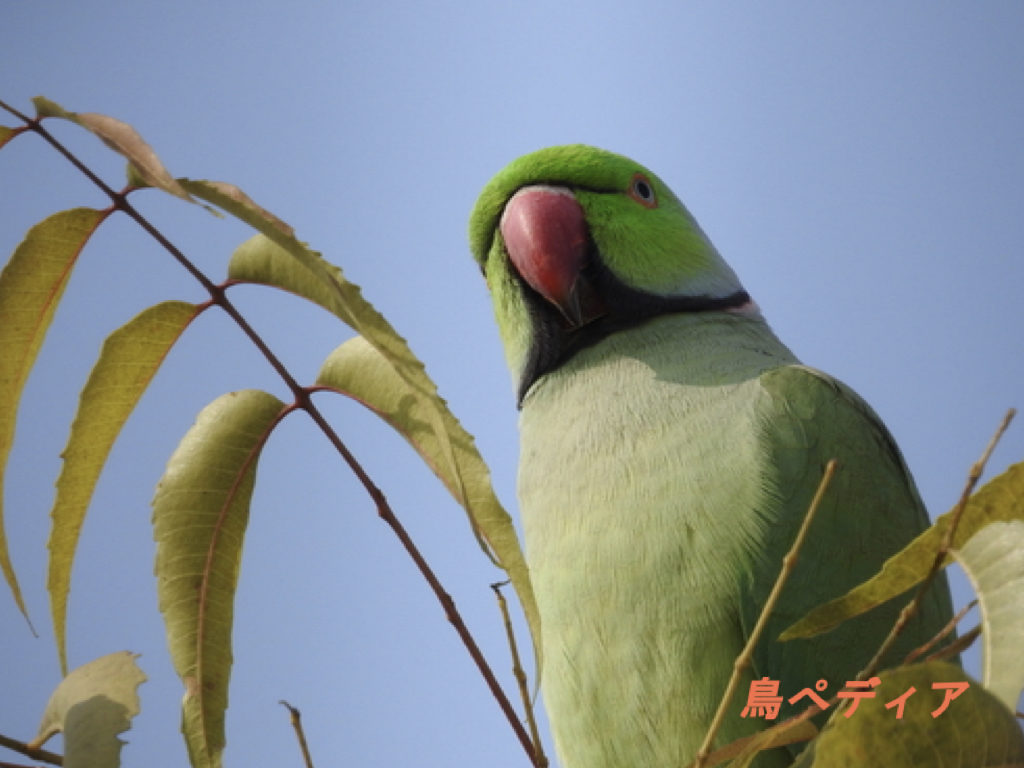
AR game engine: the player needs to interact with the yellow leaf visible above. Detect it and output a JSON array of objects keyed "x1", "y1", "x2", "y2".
[
  {"x1": 0, "y1": 124, "x2": 19, "y2": 151},
  {"x1": 0, "y1": 207, "x2": 108, "y2": 626},
  {"x1": 152, "y1": 390, "x2": 285, "y2": 768},
  {"x1": 179, "y1": 179, "x2": 295, "y2": 237},
  {"x1": 29, "y1": 651, "x2": 146, "y2": 768},
  {"x1": 49, "y1": 301, "x2": 200, "y2": 674},
  {"x1": 317, "y1": 336, "x2": 542, "y2": 673}
]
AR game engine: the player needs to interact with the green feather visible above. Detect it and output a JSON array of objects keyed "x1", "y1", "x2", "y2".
[{"x1": 746, "y1": 366, "x2": 953, "y2": 719}]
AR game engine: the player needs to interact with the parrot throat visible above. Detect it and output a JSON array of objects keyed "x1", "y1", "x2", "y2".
[{"x1": 516, "y1": 257, "x2": 751, "y2": 405}]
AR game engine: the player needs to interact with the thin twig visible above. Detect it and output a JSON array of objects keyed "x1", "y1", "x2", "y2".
[
  {"x1": 0, "y1": 733, "x2": 62, "y2": 766},
  {"x1": 0, "y1": 99, "x2": 37, "y2": 129},
  {"x1": 694, "y1": 708, "x2": 822, "y2": 768},
  {"x1": 3, "y1": 105, "x2": 542, "y2": 766},
  {"x1": 924, "y1": 624, "x2": 981, "y2": 663},
  {"x1": 491, "y1": 581, "x2": 547, "y2": 767},
  {"x1": 2, "y1": 103, "x2": 299, "y2": 398},
  {"x1": 694, "y1": 460, "x2": 839, "y2": 767},
  {"x1": 858, "y1": 408, "x2": 1016, "y2": 682},
  {"x1": 943, "y1": 409, "x2": 1017, "y2": 550},
  {"x1": 280, "y1": 701, "x2": 314, "y2": 768},
  {"x1": 314, "y1": 406, "x2": 540, "y2": 765},
  {"x1": 903, "y1": 599, "x2": 977, "y2": 665}
]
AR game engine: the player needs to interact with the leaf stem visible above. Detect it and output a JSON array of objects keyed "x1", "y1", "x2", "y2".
[
  {"x1": 0, "y1": 732, "x2": 62, "y2": 766},
  {"x1": 302, "y1": 387, "x2": 541, "y2": 764},
  {"x1": 280, "y1": 701, "x2": 315, "y2": 768},
  {"x1": 903, "y1": 599, "x2": 977, "y2": 665},
  {"x1": 694, "y1": 459, "x2": 838, "y2": 767},
  {"x1": 492, "y1": 581, "x2": 547, "y2": 767}
]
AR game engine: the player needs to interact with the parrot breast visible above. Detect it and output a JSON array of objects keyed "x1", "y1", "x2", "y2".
[{"x1": 518, "y1": 310, "x2": 798, "y2": 767}]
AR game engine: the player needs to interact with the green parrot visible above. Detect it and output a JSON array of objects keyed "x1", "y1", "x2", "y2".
[{"x1": 468, "y1": 145, "x2": 955, "y2": 767}]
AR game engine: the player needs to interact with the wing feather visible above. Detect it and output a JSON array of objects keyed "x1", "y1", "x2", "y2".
[{"x1": 742, "y1": 365, "x2": 953, "y2": 719}]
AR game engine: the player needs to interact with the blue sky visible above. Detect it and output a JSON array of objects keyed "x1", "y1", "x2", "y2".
[{"x1": 2, "y1": 3, "x2": 1023, "y2": 766}]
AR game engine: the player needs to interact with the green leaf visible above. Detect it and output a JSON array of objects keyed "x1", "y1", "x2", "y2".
[
  {"x1": 953, "y1": 520, "x2": 1024, "y2": 710},
  {"x1": 152, "y1": 390, "x2": 286, "y2": 768},
  {"x1": 317, "y1": 336, "x2": 542, "y2": 670},
  {"x1": 31, "y1": 96, "x2": 193, "y2": 201},
  {"x1": 49, "y1": 301, "x2": 200, "y2": 675},
  {"x1": 0, "y1": 207, "x2": 108, "y2": 625},
  {"x1": 28, "y1": 650, "x2": 146, "y2": 768},
  {"x1": 790, "y1": 662, "x2": 1024, "y2": 767},
  {"x1": 782, "y1": 462, "x2": 1024, "y2": 640}
]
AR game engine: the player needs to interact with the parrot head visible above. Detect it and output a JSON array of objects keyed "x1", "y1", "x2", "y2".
[{"x1": 469, "y1": 144, "x2": 755, "y2": 403}]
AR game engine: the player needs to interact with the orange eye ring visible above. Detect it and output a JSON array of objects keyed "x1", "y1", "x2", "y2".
[{"x1": 628, "y1": 172, "x2": 658, "y2": 208}]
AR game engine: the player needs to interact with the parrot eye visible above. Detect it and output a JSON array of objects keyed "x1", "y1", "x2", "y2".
[{"x1": 628, "y1": 173, "x2": 657, "y2": 208}]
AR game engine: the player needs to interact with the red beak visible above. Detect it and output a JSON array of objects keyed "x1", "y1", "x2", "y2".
[{"x1": 500, "y1": 185, "x2": 601, "y2": 326}]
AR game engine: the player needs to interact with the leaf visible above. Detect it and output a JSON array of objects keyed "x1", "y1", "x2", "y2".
[
  {"x1": 190, "y1": 183, "x2": 464, "y2": 501},
  {"x1": 790, "y1": 662, "x2": 1024, "y2": 767},
  {"x1": 181, "y1": 182, "x2": 543, "y2": 674},
  {"x1": 225, "y1": 232, "x2": 472, "y2": 510},
  {"x1": 178, "y1": 179, "x2": 295, "y2": 237},
  {"x1": 32, "y1": 96, "x2": 76, "y2": 120},
  {"x1": 31, "y1": 96, "x2": 192, "y2": 201},
  {"x1": 953, "y1": 520, "x2": 1024, "y2": 710},
  {"x1": 28, "y1": 650, "x2": 146, "y2": 768},
  {"x1": 317, "y1": 336, "x2": 542, "y2": 671},
  {"x1": 0, "y1": 124, "x2": 18, "y2": 151},
  {"x1": 223, "y1": 234, "x2": 469, "y2": 518},
  {"x1": 0, "y1": 207, "x2": 108, "y2": 625},
  {"x1": 183, "y1": 181, "x2": 479, "y2": 531},
  {"x1": 48, "y1": 301, "x2": 201, "y2": 675},
  {"x1": 181, "y1": 188, "x2": 447, "y2": 461},
  {"x1": 152, "y1": 390, "x2": 286, "y2": 768},
  {"x1": 226, "y1": 232, "x2": 367, "y2": 326},
  {"x1": 782, "y1": 462, "x2": 1024, "y2": 640},
  {"x1": 181, "y1": 183, "x2": 479, "y2": 520}
]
